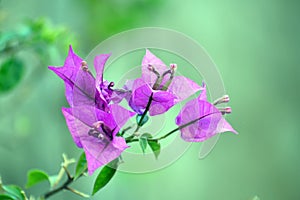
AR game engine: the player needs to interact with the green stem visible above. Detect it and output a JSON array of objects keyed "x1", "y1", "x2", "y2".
[
  {"x1": 125, "y1": 93, "x2": 153, "y2": 142},
  {"x1": 120, "y1": 125, "x2": 135, "y2": 136},
  {"x1": 127, "y1": 112, "x2": 218, "y2": 143},
  {"x1": 136, "y1": 93, "x2": 153, "y2": 128}
]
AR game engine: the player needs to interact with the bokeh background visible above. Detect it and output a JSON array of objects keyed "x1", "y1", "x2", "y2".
[{"x1": 1, "y1": 0, "x2": 299, "y2": 199}]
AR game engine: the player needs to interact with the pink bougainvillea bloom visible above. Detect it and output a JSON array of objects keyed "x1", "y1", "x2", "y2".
[
  {"x1": 62, "y1": 104, "x2": 135, "y2": 175},
  {"x1": 125, "y1": 49, "x2": 202, "y2": 116},
  {"x1": 175, "y1": 82, "x2": 237, "y2": 142},
  {"x1": 129, "y1": 78, "x2": 176, "y2": 116},
  {"x1": 48, "y1": 46, "x2": 113, "y2": 111}
]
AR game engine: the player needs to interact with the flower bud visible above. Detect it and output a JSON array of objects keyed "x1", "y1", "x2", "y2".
[
  {"x1": 213, "y1": 95, "x2": 230, "y2": 105},
  {"x1": 170, "y1": 63, "x2": 177, "y2": 71},
  {"x1": 81, "y1": 61, "x2": 88, "y2": 71},
  {"x1": 147, "y1": 64, "x2": 154, "y2": 71},
  {"x1": 219, "y1": 107, "x2": 232, "y2": 115}
]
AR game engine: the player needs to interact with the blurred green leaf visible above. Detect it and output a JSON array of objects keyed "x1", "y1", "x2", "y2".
[
  {"x1": 25, "y1": 170, "x2": 49, "y2": 189},
  {"x1": 148, "y1": 140, "x2": 161, "y2": 159},
  {"x1": 139, "y1": 133, "x2": 153, "y2": 154},
  {"x1": 0, "y1": 32, "x2": 19, "y2": 52},
  {"x1": 136, "y1": 114, "x2": 149, "y2": 127},
  {"x1": 139, "y1": 136, "x2": 148, "y2": 154},
  {"x1": 92, "y1": 159, "x2": 118, "y2": 195},
  {"x1": 0, "y1": 194, "x2": 15, "y2": 200},
  {"x1": 141, "y1": 133, "x2": 152, "y2": 138},
  {"x1": 252, "y1": 196, "x2": 260, "y2": 200},
  {"x1": 0, "y1": 57, "x2": 24, "y2": 93},
  {"x1": 75, "y1": 152, "x2": 87, "y2": 180},
  {"x1": 2, "y1": 185, "x2": 26, "y2": 200}
]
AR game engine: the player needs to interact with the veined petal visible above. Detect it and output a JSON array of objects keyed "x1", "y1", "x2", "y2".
[
  {"x1": 129, "y1": 83, "x2": 152, "y2": 114},
  {"x1": 94, "y1": 54, "x2": 111, "y2": 91},
  {"x1": 49, "y1": 46, "x2": 96, "y2": 107},
  {"x1": 73, "y1": 68, "x2": 96, "y2": 106},
  {"x1": 49, "y1": 46, "x2": 83, "y2": 84},
  {"x1": 62, "y1": 105, "x2": 132, "y2": 175},
  {"x1": 82, "y1": 136, "x2": 128, "y2": 175},
  {"x1": 168, "y1": 76, "x2": 202, "y2": 103},
  {"x1": 150, "y1": 90, "x2": 176, "y2": 116},
  {"x1": 64, "y1": 45, "x2": 83, "y2": 71},
  {"x1": 176, "y1": 93, "x2": 237, "y2": 142},
  {"x1": 111, "y1": 79, "x2": 135, "y2": 104},
  {"x1": 62, "y1": 107, "x2": 97, "y2": 148},
  {"x1": 109, "y1": 104, "x2": 136, "y2": 134},
  {"x1": 141, "y1": 49, "x2": 168, "y2": 86},
  {"x1": 218, "y1": 118, "x2": 238, "y2": 134},
  {"x1": 130, "y1": 83, "x2": 176, "y2": 116}
]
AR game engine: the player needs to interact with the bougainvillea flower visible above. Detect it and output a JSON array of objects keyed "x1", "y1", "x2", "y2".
[
  {"x1": 48, "y1": 46, "x2": 113, "y2": 111},
  {"x1": 94, "y1": 53, "x2": 114, "y2": 111},
  {"x1": 62, "y1": 104, "x2": 135, "y2": 175},
  {"x1": 175, "y1": 82, "x2": 237, "y2": 142},
  {"x1": 127, "y1": 49, "x2": 202, "y2": 116},
  {"x1": 129, "y1": 78, "x2": 176, "y2": 115}
]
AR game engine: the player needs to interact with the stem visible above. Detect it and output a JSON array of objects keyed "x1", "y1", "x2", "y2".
[
  {"x1": 120, "y1": 125, "x2": 135, "y2": 136},
  {"x1": 127, "y1": 112, "x2": 218, "y2": 143},
  {"x1": 125, "y1": 93, "x2": 153, "y2": 142},
  {"x1": 43, "y1": 168, "x2": 83, "y2": 199},
  {"x1": 66, "y1": 187, "x2": 90, "y2": 198},
  {"x1": 44, "y1": 176, "x2": 74, "y2": 199},
  {"x1": 134, "y1": 93, "x2": 153, "y2": 132}
]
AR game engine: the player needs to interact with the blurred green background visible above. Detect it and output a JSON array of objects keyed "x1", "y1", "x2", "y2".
[{"x1": 0, "y1": 0, "x2": 299, "y2": 199}]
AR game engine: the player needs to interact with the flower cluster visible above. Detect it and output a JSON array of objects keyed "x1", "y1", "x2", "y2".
[{"x1": 49, "y1": 46, "x2": 237, "y2": 174}]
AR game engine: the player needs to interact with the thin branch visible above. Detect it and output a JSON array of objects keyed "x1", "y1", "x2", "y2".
[
  {"x1": 127, "y1": 112, "x2": 218, "y2": 143},
  {"x1": 136, "y1": 93, "x2": 153, "y2": 129},
  {"x1": 43, "y1": 160, "x2": 82, "y2": 199},
  {"x1": 66, "y1": 187, "x2": 90, "y2": 198},
  {"x1": 44, "y1": 176, "x2": 74, "y2": 199},
  {"x1": 125, "y1": 93, "x2": 153, "y2": 141}
]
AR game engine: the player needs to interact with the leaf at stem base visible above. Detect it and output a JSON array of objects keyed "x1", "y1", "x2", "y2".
[
  {"x1": 92, "y1": 159, "x2": 119, "y2": 195},
  {"x1": 75, "y1": 152, "x2": 87, "y2": 179}
]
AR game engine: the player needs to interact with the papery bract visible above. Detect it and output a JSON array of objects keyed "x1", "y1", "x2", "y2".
[
  {"x1": 49, "y1": 46, "x2": 113, "y2": 111},
  {"x1": 62, "y1": 105, "x2": 135, "y2": 175},
  {"x1": 94, "y1": 54, "x2": 114, "y2": 111},
  {"x1": 129, "y1": 78, "x2": 176, "y2": 115},
  {"x1": 175, "y1": 83, "x2": 237, "y2": 142},
  {"x1": 127, "y1": 49, "x2": 202, "y2": 116},
  {"x1": 48, "y1": 46, "x2": 91, "y2": 106}
]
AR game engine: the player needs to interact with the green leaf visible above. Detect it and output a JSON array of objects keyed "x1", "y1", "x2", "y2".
[
  {"x1": 2, "y1": 185, "x2": 26, "y2": 200},
  {"x1": 75, "y1": 152, "x2": 87, "y2": 179},
  {"x1": 48, "y1": 175, "x2": 58, "y2": 188},
  {"x1": 25, "y1": 170, "x2": 50, "y2": 189},
  {"x1": 0, "y1": 57, "x2": 25, "y2": 93},
  {"x1": 92, "y1": 159, "x2": 119, "y2": 195},
  {"x1": 141, "y1": 133, "x2": 152, "y2": 138},
  {"x1": 148, "y1": 140, "x2": 161, "y2": 159},
  {"x1": 139, "y1": 136, "x2": 148, "y2": 154},
  {"x1": 0, "y1": 32, "x2": 18, "y2": 52},
  {"x1": 136, "y1": 114, "x2": 149, "y2": 127},
  {"x1": 139, "y1": 133, "x2": 153, "y2": 154},
  {"x1": 252, "y1": 196, "x2": 260, "y2": 200},
  {"x1": 0, "y1": 194, "x2": 15, "y2": 200}
]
